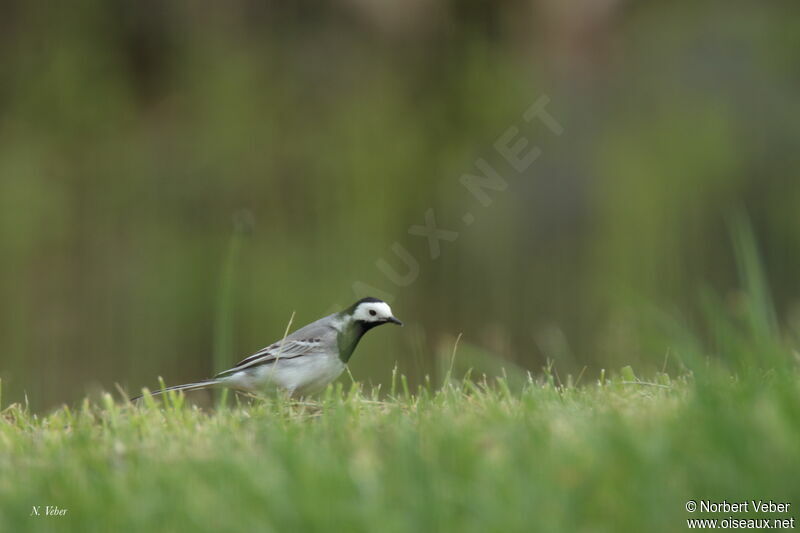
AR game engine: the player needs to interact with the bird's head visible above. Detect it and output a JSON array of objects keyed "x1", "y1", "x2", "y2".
[{"x1": 349, "y1": 297, "x2": 403, "y2": 328}]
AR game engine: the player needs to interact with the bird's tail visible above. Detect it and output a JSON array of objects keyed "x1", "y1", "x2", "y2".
[{"x1": 131, "y1": 379, "x2": 222, "y2": 402}]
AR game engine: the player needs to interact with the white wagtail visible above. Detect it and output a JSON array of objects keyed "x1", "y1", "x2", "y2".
[{"x1": 133, "y1": 298, "x2": 402, "y2": 400}]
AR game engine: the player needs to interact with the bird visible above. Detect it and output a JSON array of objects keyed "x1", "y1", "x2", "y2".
[{"x1": 132, "y1": 297, "x2": 403, "y2": 400}]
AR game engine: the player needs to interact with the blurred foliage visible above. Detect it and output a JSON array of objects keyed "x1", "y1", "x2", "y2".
[{"x1": 0, "y1": 1, "x2": 799, "y2": 410}]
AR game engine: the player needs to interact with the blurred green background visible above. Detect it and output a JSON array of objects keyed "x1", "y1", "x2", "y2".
[{"x1": 1, "y1": 1, "x2": 799, "y2": 411}]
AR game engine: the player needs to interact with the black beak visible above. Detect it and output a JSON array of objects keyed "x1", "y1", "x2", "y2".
[{"x1": 387, "y1": 317, "x2": 404, "y2": 326}]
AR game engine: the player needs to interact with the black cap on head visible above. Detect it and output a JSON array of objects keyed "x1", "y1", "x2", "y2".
[
  {"x1": 354, "y1": 297, "x2": 385, "y2": 306},
  {"x1": 347, "y1": 297, "x2": 390, "y2": 315}
]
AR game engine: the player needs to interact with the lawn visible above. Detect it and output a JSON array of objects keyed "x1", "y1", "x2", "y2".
[{"x1": 1, "y1": 367, "x2": 798, "y2": 533}]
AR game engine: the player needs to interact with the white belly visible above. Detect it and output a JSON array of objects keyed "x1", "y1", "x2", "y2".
[{"x1": 225, "y1": 354, "x2": 346, "y2": 397}]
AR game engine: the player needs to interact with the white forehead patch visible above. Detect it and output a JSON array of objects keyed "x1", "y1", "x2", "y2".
[{"x1": 354, "y1": 301, "x2": 394, "y2": 322}]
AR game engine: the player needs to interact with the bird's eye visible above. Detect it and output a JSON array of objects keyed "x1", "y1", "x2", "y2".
[{"x1": 369, "y1": 310, "x2": 377, "y2": 316}]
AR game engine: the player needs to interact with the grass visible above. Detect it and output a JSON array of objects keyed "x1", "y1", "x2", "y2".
[
  {"x1": 2, "y1": 220, "x2": 797, "y2": 532},
  {"x1": 1, "y1": 367, "x2": 799, "y2": 533}
]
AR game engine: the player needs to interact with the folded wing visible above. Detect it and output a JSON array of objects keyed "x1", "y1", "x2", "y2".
[{"x1": 216, "y1": 338, "x2": 326, "y2": 377}]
